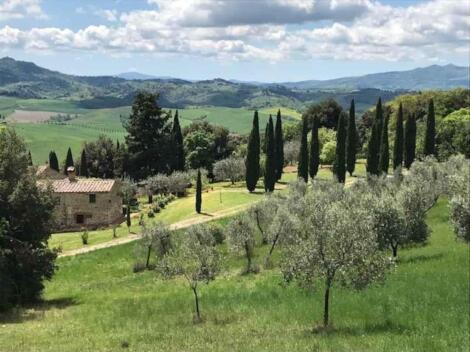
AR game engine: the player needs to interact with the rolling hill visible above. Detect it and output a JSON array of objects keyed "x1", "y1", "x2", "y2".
[
  {"x1": 280, "y1": 64, "x2": 469, "y2": 90},
  {"x1": 2, "y1": 57, "x2": 466, "y2": 111}
]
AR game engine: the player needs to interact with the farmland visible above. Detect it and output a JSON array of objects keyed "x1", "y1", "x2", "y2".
[{"x1": 1, "y1": 97, "x2": 301, "y2": 163}]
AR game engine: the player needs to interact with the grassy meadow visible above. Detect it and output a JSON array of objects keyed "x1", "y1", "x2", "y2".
[
  {"x1": 0, "y1": 198, "x2": 468, "y2": 351},
  {"x1": 1, "y1": 97, "x2": 300, "y2": 164}
]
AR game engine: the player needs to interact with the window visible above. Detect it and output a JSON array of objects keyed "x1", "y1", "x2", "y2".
[
  {"x1": 89, "y1": 194, "x2": 96, "y2": 203},
  {"x1": 76, "y1": 214, "x2": 84, "y2": 224}
]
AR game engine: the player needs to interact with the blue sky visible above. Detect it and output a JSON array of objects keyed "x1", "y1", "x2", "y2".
[{"x1": 0, "y1": 0, "x2": 468, "y2": 81}]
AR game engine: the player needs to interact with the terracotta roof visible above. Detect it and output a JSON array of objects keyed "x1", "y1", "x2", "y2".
[
  {"x1": 51, "y1": 178, "x2": 116, "y2": 193},
  {"x1": 36, "y1": 165, "x2": 49, "y2": 175}
]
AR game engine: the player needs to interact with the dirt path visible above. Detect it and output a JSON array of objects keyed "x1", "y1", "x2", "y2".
[{"x1": 58, "y1": 203, "x2": 251, "y2": 258}]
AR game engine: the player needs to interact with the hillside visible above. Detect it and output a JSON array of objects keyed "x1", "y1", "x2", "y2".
[
  {"x1": 0, "y1": 57, "x2": 456, "y2": 110},
  {"x1": 0, "y1": 198, "x2": 468, "y2": 351},
  {"x1": 281, "y1": 64, "x2": 469, "y2": 90}
]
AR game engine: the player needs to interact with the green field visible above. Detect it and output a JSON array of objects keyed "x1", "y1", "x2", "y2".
[
  {"x1": 1, "y1": 97, "x2": 300, "y2": 163},
  {"x1": 1, "y1": 198, "x2": 468, "y2": 351}
]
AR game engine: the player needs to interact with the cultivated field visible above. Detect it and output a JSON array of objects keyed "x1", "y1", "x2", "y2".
[
  {"x1": 8, "y1": 110, "x2": 58, "y2": 123},
  {"x1": 1, "y1": 198, "x2": 468, "y2": 351},
  {"x1": 1, "y1": 97, "x2": 301, "y2": 163}
]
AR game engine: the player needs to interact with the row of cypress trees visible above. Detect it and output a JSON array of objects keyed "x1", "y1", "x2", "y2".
[
  {"x1": 298, "y1": 99, "x2": 358, "y2": 184},
  {"x1": 245, "y1": 110, "x2": 285, "y2": 193},
  {"x1": 367, "y1": 98, "x2": 435, "y2": 174}
]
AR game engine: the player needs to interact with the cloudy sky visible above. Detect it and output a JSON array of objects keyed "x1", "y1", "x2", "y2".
[{"x1": 0, "y1": 0, "x2": 468, "y2": 81}]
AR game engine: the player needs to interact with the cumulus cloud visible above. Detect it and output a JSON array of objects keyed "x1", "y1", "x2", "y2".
[
  {"x1": 0, "y1": 0, "x2": 468, "y2": 63},
  {"x1": 146, "y1": 0, "x2": 372, "y2": 26},
  {"x1": 0, "y1": 0, "x2": 46, "y2": 21}
]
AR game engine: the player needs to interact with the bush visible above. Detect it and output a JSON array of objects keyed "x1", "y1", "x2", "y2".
[
  {"x1": 81, "y1": 230, "x2": 89, "y2": 245},
  {"x1": 147, "y1": 210, "x2": 155, "y2": 218},
  {"x1": 320, "y1": 140, "x2": 336, "y2": 165},
  {"x1": 153, "y1": 205, "x2": 161, "y2": 213},
  {"x1": 208, "y1": 223, "x2": 225, "y2": 244}
]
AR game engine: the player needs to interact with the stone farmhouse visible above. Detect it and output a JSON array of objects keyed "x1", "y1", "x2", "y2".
[{"x1": 37, "y1": 166, "x2": 124, "y2": 231}]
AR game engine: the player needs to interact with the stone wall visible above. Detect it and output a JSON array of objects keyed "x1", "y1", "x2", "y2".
[{"x1": 53, "y1": 183, "x2": 123, "y2": 231}]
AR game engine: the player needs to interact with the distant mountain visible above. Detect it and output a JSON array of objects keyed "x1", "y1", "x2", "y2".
[
  {"x1": 0, "y1": 57, "x2": 466, "y2": 112},
  {"x1": 116, "y1": 72, "x2": 179, "y2": 80},
  {"x1": 281, "y1": 64, "x2": 469, "y2": 90},
  {"x1": 116, "y1": 72, "x2": 158, "y2": 80}
]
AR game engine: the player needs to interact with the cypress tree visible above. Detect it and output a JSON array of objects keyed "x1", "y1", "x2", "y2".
[
  {"x1": 49, "y1": 151, "x2": 59, "y2": 171},
  {"x1": 264, "y1": 116, "x2": 276, "y2": 192},
  {"x1": 274, "y1": 109, "x2": 284, "y2": 181},
  {"x1": 346, "y1": 99, "x2": 357, "y2": 176},
  {"x1": 379, "y1": 113, "x2": 390, "y2": 174},
  {"x1": 404, "y1": 113, "x2": 417, "y2": 169},
  {"x1": 424, "y1": 98, "x2": 436, "y2": 156},
  {"x1": 196, "y1": 169, "x2": 202, "y2": 213},
  {"x1": 64, "y1": 147, "x2": 74, "y2": 175},
  {"x1": 27, "y1": 151, "x2": 33, "y2": 166},
  {"x1": 245, "y1": 111, "x2": 260, "y2": 192},
  {"x1": 297, "y1": 117, "x2": 309, "y2": 182},
  {"x1": 126, "y1": 206, "x2": 131, "y2": 232},
  {"x1": 366, "y1": 98, "x2": 383, "y2": 176},
  {"x1": 333, "y1": 113, "x2": 346, "y2": 183},
  {"x1": 172, "y1": 110, "x2": 185, "y2": 171},
  {"x1": 80, "y1": 149, "x2": 88, "y2": 178},
  {"x1": 393, "y1": 103, "x2": 404, "y2": 170},
  {"x1": 309, "y1": 115, "x2": 320, "y2": 180}
]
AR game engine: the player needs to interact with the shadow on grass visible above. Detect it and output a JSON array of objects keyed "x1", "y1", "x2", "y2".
[
  {"x1": 0, "y1": 297, "x2": 78, "y2": 324},
  {"x1": 307, "y1": 320, "x2": 410, "y2": 337},
  {"x1": 401, "y1": 253, "x2": 444, "y2": 264},
  {"x1": 198, "y1": 212, "x2": 214, "y2": 217}
]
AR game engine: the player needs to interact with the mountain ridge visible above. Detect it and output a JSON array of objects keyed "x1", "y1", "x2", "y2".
[{"x1": 0, "y1": 57, "x2": 467, "y2": 111}]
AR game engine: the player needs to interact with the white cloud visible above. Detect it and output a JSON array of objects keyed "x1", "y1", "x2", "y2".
[
  {"x1": 95, "y1": 9, "x2": 118, "y2": 22},
  {"x1": 146, "y1": 0, "x2": 371, "y2": 26},
  {"x1": 0, "y1": 0, "x2": 468, "y2": 63},
  {"x1": 0, "y1": 0, "x2": 46, "y2": 21}
]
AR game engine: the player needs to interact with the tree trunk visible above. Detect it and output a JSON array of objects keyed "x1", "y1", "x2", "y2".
[
  {"x1": 323, "y1": 283, "x2": 331, "y2": 327},
  {"x1": 392, "y1": 244, "x2": 398, "y2": 258},
  {"x1": 245, "y1": 242, "x2": 252, "y2": 273},
  {"x1": 146, "y1": 245, "x2": 151, "y2": 269},
  {"x1": 192, "y1": 287, "x2": 201, "y2": 321},
  {"x1": 148, "y1": 194, "x2": 153, "y2": 204},
  {"x1": 266, "y1": 233, "x2": 279, "y2": 263}
]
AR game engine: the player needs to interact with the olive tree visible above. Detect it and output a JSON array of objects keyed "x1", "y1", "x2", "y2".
[
  {"x1": 213, "y1": 156, "x2": 245, "y2": 184},
  {"x1": 281, "y1": 182, "x2": 391, "y2": 328},
  {"x1": 167, "y1": 171, "x2": 191, "y2": 195},
  {"x1": 120, "y1": 177, "x2": 137, "y2": 231},
  {"x1": 248, "y1": 197, "x2": 280, "y2": 244},
  {"x1": 136, "y1": 222, "x2": 173, "y2": 270},
  {"x1": 227, "y1": 214, "x2": 258, "y2": 274},
  {"x1": 160, "y1": 224, "x2": 221, "y2": 323},
  {"x1": 264, "y1": 205, "x2": 299, "y2": 267},
  {"x1": 445, "y1": 156, "x2": 470, "y2": 241},
  {"x1": 284, "y1": 140, "x2": 300, "y2": 166}
]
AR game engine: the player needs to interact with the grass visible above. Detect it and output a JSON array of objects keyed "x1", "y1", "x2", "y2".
[
  {"x1": 47, "y1": 164, "x2": 366, "y2": 253},
  {"x1": 2, "y1": 98, "x2": 300, "y2": 163},
  {"x1": 0, "y1": 198, "x2": 468, "y2": 351}
]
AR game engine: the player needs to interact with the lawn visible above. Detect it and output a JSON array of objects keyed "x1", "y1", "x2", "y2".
[{"x1": 1, "y1": 198, "x2": 468, "y2": 352}]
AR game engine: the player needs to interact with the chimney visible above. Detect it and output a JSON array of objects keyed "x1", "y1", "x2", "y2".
[{"x1": 67, "y1": 166, "x2": 77, "y2": 181}]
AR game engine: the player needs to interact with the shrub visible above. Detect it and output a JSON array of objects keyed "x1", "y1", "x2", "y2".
[
  {"x1": 208, "y1": 223, "x2": 225, "y2": 244},
  {"x1": 81, "y1": 230, "x2": 89, "y2": 245},
  {"x1": 147, "y1": 210, "x2": 155, "y2": 218}
]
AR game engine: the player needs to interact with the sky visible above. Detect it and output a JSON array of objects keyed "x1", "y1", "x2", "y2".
[{"x1": 0, "y1": 0, "x2": 468, "y2": 82}]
